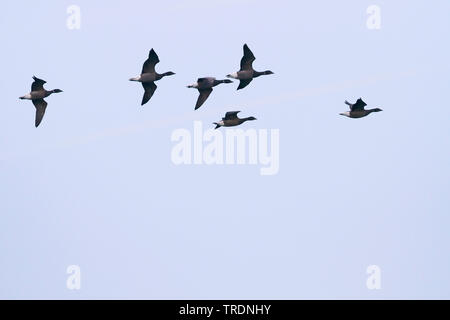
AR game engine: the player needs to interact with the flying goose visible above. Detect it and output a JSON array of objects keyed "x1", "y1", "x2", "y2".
[
  {"x1": 187, "y1": 77, "x2": 233, "y2": 110},
  {"x1": 213, "y1": 111, "x2": 257, "y2": 129},
  {"x1": 227, "y1": 44, "x2": 274, "y2": 90},
  {"x1": 340, "y1": 98, "x2": 382, "y2": 118},
  {"x1": 129, "y1": 48, "x2": 175, "y2": 105},
  {"x1": 19, "y1": 76, "x2": 63, "y2": 127}
]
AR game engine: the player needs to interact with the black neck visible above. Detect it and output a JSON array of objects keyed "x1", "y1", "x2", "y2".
[
  {"x1": 213, "y1": 79, "x2": 227, "y2": 85},
  {"x1": 155, "y1": 72, "x2": 172, "y2": 80},
  {"x1": 253, "y1": 70, "x2": 271, "y2": 77}
]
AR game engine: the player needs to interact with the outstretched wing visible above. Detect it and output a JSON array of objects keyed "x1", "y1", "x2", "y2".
[
  {"x1": 351, "y1": 98, "x2": 367, "y2": 111},
  {"x1": 32, "y1": 99, "x2": 47, "y2": 127},
  {"x1": 237, "y1": 78, "x2": 253, "y2": 90},
  {"x1": 31, "y1": 76, "x2": 46, "y2": 91},
  {"x1": 141, "y1": 49, "x2": 160, "y2": 74},
  {"x1": 240, "y1": 44, "x2": 256, "y2": 71},
  {"x1": 197, "y1": 77, "x2": 213, "y2": 84},
  {"x1": 223, "y1": 111, "x2": 240, "y2": 120},
  {"x1": 141, "y1": 82, "x2": 157, "y2": 105},
  {"x1": 195, "y1": 88, "x2": 213, "y2": 110}
]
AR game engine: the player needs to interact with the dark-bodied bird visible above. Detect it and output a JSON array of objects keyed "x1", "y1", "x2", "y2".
[
  {"x1": 187, "y1": 77, "x2": 233, "y2": 110},
  {"x1": 340, "y1": 98, "x2": 382, "y2": 118},
  {"x1": 19, "y1": 76, "x2": 63, "y2": 127},
  {"x1": 226, "y1": 44, "x2": 274, "y2": 90},
  {"x1": 129, "y1": 48, "x2": 175, "y2": 105},
  {"x1": 213, "y1": 111, "x2": 257, "y2": 129}
]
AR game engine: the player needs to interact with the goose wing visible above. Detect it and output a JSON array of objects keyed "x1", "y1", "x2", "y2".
[
  {"x1": 31, "y1": 76, "x2": 46, "y2": 91},
  {"x1": 240, "y1": 44, "x2": 255, "y2": 71},
  {"x1": 351, "y1": 98, "x2": 367, "y2": 111},
  {"x1": 141, "y1": 49, "x2": 160, "y2": 74},
  {"x1": 32, "y1": 98, "x2": 47, "y2": 127},
  {"x1": 223, "y1": 111, "x2": 240, "y2": 120},
  {"x1": 197, "y1": 77, "x2": 214, "y2": 85},
  {"x1": 141, "y1": 82, "x2": 157, "y2": 105},
  {"x1": 195, "y1": 88, "x2": 213, "y2": 110},
  {"x1": 237, "y1": 78, "x2": 253, "y2": 90}
]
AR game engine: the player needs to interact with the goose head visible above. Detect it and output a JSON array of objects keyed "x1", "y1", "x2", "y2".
[{"x1": 52, "y1": 89, "x2": 63, "y2": 93}]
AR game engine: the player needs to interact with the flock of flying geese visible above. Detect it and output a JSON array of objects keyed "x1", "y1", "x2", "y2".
[{"x1": 19, "y1": 44, "x2": 382, "y2": 128}]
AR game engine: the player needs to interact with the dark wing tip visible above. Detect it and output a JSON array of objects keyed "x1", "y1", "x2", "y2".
[
  {"x1": 237, "y1": 78, "x2": 252, "y2": 90},
  {"x1": 194, "y1": 99, "x2": 203, "y2": 110},
  {"x1": 243, "y1": 43, "x2": 253, "y2": 53},
  {"x1": 149, "y1": 48, "x2": 159, "y2": 59},
  {"x1": 195, "y1": 88, "x2": 212, "y2": 110},
  {"x1": 224, "y1": 111, "x2": 241, "y2": 119},
  {"x1": 141, "y1": 82, "x2": 157, "y2": 105},
  {"x1": 32, "y1": 75, "x2": 46, "y2": 83}
]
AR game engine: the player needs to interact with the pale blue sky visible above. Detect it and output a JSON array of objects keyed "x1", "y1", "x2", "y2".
[{"x1": 1, "y1": 0, "x2": 449, "y2": 299}]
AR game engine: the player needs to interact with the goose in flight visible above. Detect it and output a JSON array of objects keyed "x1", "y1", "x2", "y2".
[
  {"x1": 129, "y1": 49, "x2": 175, "y2": 105},
  {"x1": 226, "y1": 44, "x2": 274, "y2": 90},
  {"x1": 340, "y1": 98, "x2": 382, "y2": 118},
  {"x1": 213, "y1": 111, "x2": 257, "y2": 129},
  {"x1": 187, "y1": 77, "x2": 233, "y2": 110},
  {"x1": 19, "y1": 76, "x2": 63, "y2": 127}
]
